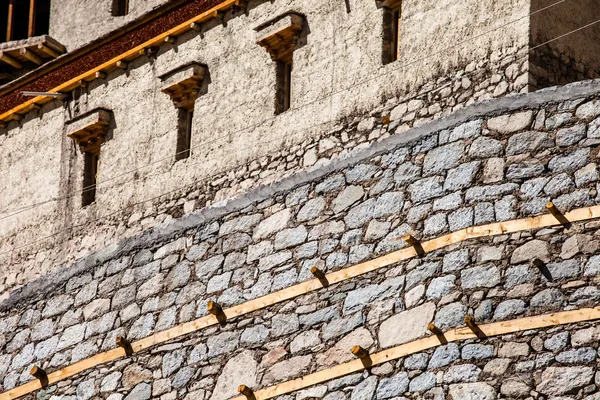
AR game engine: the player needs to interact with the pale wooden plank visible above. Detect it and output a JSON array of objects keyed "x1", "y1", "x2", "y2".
[{"x1": 235, "y1": 308, "x2": 600, "y2": 400}]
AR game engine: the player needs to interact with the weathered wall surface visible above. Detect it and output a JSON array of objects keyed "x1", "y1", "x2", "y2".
[
  {"x1": 0, "y1": 0, "x2": 539, "y2": 293},
  {"x1": 530, "y1": 0, "x2": 600, "y2": 89},
  {"x1": 48, "y1": 0, "x2": 171, "y2": 51},
  {"x1": 1, "y1": 82, "x2": 600, "y2": 399}
]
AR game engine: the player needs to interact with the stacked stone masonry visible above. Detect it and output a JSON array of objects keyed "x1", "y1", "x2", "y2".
[{"x1": 3, "y1": 83, "x2": 600, "y2": 399}]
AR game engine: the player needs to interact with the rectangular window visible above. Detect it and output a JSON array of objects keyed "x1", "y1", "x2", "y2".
[
  {"x1": 82, "y1": 151, "x2": 99, "y2": 207},
  {"x1": 175, "y1": 107, "x2": 193, "y2": 160},
  {"x1": 382, "y1": 3, "x2": 401, "y2": 65},
  {"x1": 275, "y1": 60, "x2": 292, "y2": 114},
  {"x1": 112, "y1": 0, "x2": 130, "y2": 16},
  {"x1": 3, "y1": 0, "x2": 51, "y2": 42}
]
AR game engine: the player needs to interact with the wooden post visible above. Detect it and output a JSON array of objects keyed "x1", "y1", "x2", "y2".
[
  {"x1": 403, "y1": 234, "x2": 425, "y2": 257},
  {"x1": 238, "y1": 385, "x2": 256, "y2": 400},
  {"x1": 464, "y1": 315, "x2": 486, "y2": 339},
  {"x1": 116, "y1": 336, "x2": 133, "y2": 356},
  {"x1": 212, "y1": 10, "x2": 226, "y2": 21},
  {"x1": 428, "y1": 323, "x2": 447, "y2": 344},
  {"x1": 351, "y1": 346, "x2": 369, "y2": 359},
  {"x1": 546, "y1": 202, "x2": 571, "y2": 228},
  {"x1": 351, "y1": 345, "x2": 372, "y2": 368},
  {"x1": 7, "y1": 0, "x2": 15, "y2": 42},
  {"x1": 427, "y1": 323, "x2": 442, "y2": 336},
  {"x1": 233, "y1": 0, "x2": 248, "y2": 10},
  {"x1": 28, "y1": 0, "x2": 36, "y2": 38},
  {"x1": 310, "y1": 266, "x2": 329, "y2": 287},
  {"x1": 30, "y1": 366, "x2": 48, "y2": 387},
  {"x1": 207, "y1": 300, "x2": 227, "y2": 324},
  {"x1": 310, "y1": 266, "x2": 325, "y2": 279}
]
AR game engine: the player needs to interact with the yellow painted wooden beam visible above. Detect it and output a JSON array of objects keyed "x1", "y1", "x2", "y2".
[
  {"x1": 0, "y1": 203, "x2": 598, "y2": 399},
  {"x1": 0, "y1": 0, "x2": 238, "y2": 123}
]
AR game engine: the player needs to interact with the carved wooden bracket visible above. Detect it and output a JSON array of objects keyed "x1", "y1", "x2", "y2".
[
  {"x1": 255, "y1": 12, "x2": 305, "y2": 63},
  {"x1": 160, "y1": 63, "x2": 207, "y2": 108},
  {"x1": 66, "y1": 109, "x2": 112, "y2": 153}
]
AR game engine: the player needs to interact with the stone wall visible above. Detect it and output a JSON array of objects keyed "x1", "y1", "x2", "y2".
[
  {"x1": 0, "y1": 35, "x2": 530, "y2": 293},
  {"x1": 1, "y1": 81, "x2": 600, "y2": 399},
  {"x1": 0, "y1": 0, "x2": 539, "y2": 289}
]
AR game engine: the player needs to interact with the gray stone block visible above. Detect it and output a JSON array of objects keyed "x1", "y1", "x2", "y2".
[
  {"x1": 461, "y1": 264, "x2": 501, "y2": 289},
  {"x1": 469, "y1": 136, "x2": 503, "y2": 158},
  {"x1": 493, "y1": 299, "x2": 525, "y2": 320},
  {"x1": 444, "y1": 161, "x2": 480, "y2": 192},
  {"x1": 409, "y1": 176, "x2": 444, "y2": 203},
  {"x1": 434, "y1": 302, "x2": 467, "y2": 330},
  {"x1": 506, "y1": 131, "x2": 553, "y2": 155},
  {"x1": 423, "y1": 141, "x2": 464, "y2": 175},
  {"x1": 408, "y1": 372, "x2": 436, "y2": 392},
  {"x1": 376, "y1": 372, "x2": 409, "y2": 399},
  {"x1": 428, "y1": 343, "x2": 460, "y2": 369},
  {"x1": 549, "y1": 148, "x2": 590, "y2": 173},
  {"x1": 462, "y1": 344, "x2": 495, "y2": 360}
]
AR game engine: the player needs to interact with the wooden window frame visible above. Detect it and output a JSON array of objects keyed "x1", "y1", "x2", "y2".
[
  {"x1": 382, "y1": 0, "x2": 402, "y2": 65},
  {"x1": 4, "y1": 0, "x2": 50, "y2": 42},
  {"x1": 82, "y1": 150, "x2": 100, "y2": 206},
  {"x1": 160, "y1": 63, "x2": 207, "y2": 162},
  {"x1": 112, "y1": 0, "x2": 130, "y2": 17},
  {"x1": 65, "y1": 109, "x2": 112, "y2": 208},
  {"x1": 275, "y1": 59, "x2": 292, "y2": 114},
  {"x1": 255, "y1": 12, "x2": 305, "y2": 115},
  {"x1": 175, "y1": 106, "x2": 194, "y2": 160}
]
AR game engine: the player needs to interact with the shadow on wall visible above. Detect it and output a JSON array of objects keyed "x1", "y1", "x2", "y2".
[{"x1": 530, "y1": 0, "x2": 600, "y2": 89}]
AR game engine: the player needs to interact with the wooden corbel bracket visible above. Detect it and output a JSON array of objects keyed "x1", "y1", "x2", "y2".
[
  {"x1": 160, "y1": 63, "x2": 207, "y2": 108},
  {"x1": 65, "y1": 109, "x2": 112, "y2": 153},
  {"x1": 255, "y1": 12, "x2": 305, "y2": 63}
]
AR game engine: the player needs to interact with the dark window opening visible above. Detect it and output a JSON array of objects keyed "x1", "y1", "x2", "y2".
[
  {"x1": 34, "y1": 0, "x2": 50, "y2": 36},
  {"x1": 112, "y1": 0, "x2": 130, "y2": 17},
  {"x1": 11, "y1": 0, "x2": 29, "y2": 41},
  {"x1": 382, "y1": 4, "x2": 401, "y2": 65},
  {"x1": 0, "y1": 3, "x2": 8, "y2": 43},
  {"x1": 175, "y1": 107, "x2": 193, "y2": 160},
  {"x1": 82, "y1": 151, "x2": 99, "y2": 207},
  {"x1": 275, "y1": 60, "x2": 292, "y2": 114},
  {"x1": 3, "y1": 0, "x2": 51, "y2": 43}
]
